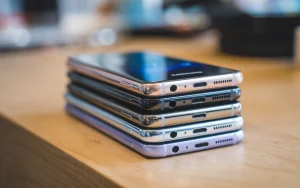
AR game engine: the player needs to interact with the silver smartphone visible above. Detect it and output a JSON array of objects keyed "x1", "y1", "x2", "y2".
[
  {"x1": 66, "y1": 104, "x2": 244, "y2": 158},
  {"x1": 68, "y1": 51, "x2": 243, "y2": 97},
  {"x1": 66, "y1": 89, "x2": 242, "y2": 128},
  {"x1": 65, "y1": 92, "x2": 243, "y2": 143}
]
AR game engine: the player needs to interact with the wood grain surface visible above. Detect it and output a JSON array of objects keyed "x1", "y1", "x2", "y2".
[{"x1": 0, "y1": 34, "x2": 300, "y2": 188}]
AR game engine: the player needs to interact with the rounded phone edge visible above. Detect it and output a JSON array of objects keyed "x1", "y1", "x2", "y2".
[
  {"x1": 232, "y1": 102, "x2": 242, "y2": 115},
  {"x1": 234, "y1": 71, "x2": 243, "y2": 85},
  {"x1": 235, "y1": 130, "x2": 244, "y2": 143},
  {"x1": 138, "y1": 129, "x2": 165, "y2": 143},
  {"x1": 135, "y1": 142, "x2": 168, "y2": 158},
  {"x1": 234, "y1": 116, "x2": 244, "y2": 130}
]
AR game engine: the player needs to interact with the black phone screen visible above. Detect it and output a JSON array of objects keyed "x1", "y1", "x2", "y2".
[{"x1": 71, "y1": 52, "x2": 237, "y2": 83}]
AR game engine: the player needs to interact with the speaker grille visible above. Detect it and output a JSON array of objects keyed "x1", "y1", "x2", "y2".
[
  {"x1": 214, "y1": 79, "x2": 232, "y2": 84},
  {"x1": 215, "y1": 138, "x2": 233, "y2": 144},
  {"x1": 213, "y1": 124, "x2": 232, "y2": 130},
  {"x1": 212, "y1": 94, "x2": 231, "y2": 100}
]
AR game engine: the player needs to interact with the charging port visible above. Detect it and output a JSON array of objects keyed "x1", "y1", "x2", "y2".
[
  {"x1": 195, "y1": 142, "x2": 209, "y2": 148},
  {"x1": 192, "y1": 113, "x2": 207, "y2": 119},
  {"x1": 193, "y1": 82, "x2": 207, "y2": 87},
  {"x1": 193, "y1": 128, "x2": 207, "y2": 133},
  {"x1": 192, "y1": 97, "x2": 206, "y2": 103}
]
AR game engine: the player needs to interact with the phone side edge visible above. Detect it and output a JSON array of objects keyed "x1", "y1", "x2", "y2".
[
  {"x1": 67, "y1": 86, "x2": 146, "y2": 125},
  {"x1": 65, "y1": 94, "x2": 169, "y2": 143},
  {"x1": 66, "y1": 104, "x2": 168, "y2": 158},
  {"x1": 68, "y1": 61, "x2": 144, "y2": 95},
  {"x1": 68, "y1": 72, "x2": 144, "y2": 109}
]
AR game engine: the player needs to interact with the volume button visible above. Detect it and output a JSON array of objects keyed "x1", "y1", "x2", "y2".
[
  {"x1": 120, "y1": 95, "x2": 133, "y2": 103},
  {"x1": 121, "y1": 137, "x2": 134, "y2": 148},
  {"x1": 119, "y1": 81, "x2": 132, "y2": 88},
  {"x1": 121, "y1": 111, "x2": 133, "y2": 119},
  {"x1": 126, "y1": 128, "x2": 134, "y2": 134}
]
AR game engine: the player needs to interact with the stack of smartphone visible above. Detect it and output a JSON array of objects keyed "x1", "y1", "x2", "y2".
[{"x1": 65, "y1": 52, "x2": 244, "y2": 158}]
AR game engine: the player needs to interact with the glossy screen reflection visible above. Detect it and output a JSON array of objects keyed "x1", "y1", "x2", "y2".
[{"x1": 74, "y1": 52, "x2": 237, "y2": 83}]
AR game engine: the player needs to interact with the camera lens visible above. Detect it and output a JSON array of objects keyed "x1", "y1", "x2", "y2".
[
  {"x1": 172, "y1": 146, "x2": 179, "y2": 153},
  {"x1": 169, "y1": 101, "x2": 176, "y2": 108},
  {"x1": 170, "y1": 85, "x2": 177, "y2": 92},
  {"x1": 170, "y1": 131, "x2": 177, "y2": 138}
]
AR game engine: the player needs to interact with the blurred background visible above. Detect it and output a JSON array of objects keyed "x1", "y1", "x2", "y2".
[{"x1": 0, "y1": 0, "x2": 300, "y2": 57}]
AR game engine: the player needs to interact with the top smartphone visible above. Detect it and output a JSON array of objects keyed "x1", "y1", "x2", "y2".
[{"x1": 68, "y1": 51, "x2": 243, "y2": 97}]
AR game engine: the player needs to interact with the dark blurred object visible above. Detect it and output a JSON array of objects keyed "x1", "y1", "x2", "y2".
[
  {"x1": 23, "y1": 0, "x2": 59, "y2": 25},
  {"x1": 119, "y1": 0, "x2": 212, "y2": 36},
  {"x1": 295, "y1": 26, "x2": 300, "y2": 64},
  {"x1": 0, "y1": 0, "x2": 114, "y2": 51},
  {"x1": 120, "y1": 0, "x2": 300, "y2": 56},
  {"x1": 211, "y1": 0, "x2": 300, "y2": 57},
  {"x1": 0, "y1": 0, "x2": 65, "y2": 51},
  {"x1": 164, "y1": 0, "x2": 300, "y2": 56}
]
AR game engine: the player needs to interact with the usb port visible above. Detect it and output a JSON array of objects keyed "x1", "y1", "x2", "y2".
[
  {"x1": 193, "y1": 82, "x2": 207, "y2": 87},
  {"x1": 195, "y1": 142, "x2": 209, "y2": 148},
  {"x1": 192, "y1": 97, "x2": 206, "y2": 103},
  {"x1": 192, "y1": 113, "x2": 207, "y2": 119},
  {"x1": 193, "y1": 128, "x2": 207, "y2": 133}
]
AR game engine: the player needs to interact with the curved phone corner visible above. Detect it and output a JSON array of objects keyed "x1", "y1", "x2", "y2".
[
  {"x1": 138, "y1": 143, "x2": 167, "y2": 158},
  {"x1": 235, "y1": 130, "x2": 244, "y2": 143},
  {"x1": 141, "y1": 83, "x2": 155, "y2": 96},
  {"x1": 140, "y1": 84, "x2": 148, "y2": 95},
  {"x1": 232, "y1": 102, "x2": 242, "y2": 115},
  {"x1": 234, "y1": 116, "x2": 244, "y2": 130},
  {"x1": 140, "y1": 129, "x2": 165, "y2": 143},
  {"x1": 232, "y1": 87, "x2": 241, "y2": 100},
  {"x1": 234, "y1": 71, "x2": 243, "y2": 85},
  {"x1": 141, "y1": 83, "x2": 163, "y2": 97}
]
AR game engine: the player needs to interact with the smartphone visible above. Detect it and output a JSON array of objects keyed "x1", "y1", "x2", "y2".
[
  {"x1": 68, "y1": 72, "x2": 241, "y2": 112},
  {"x1": 66, "y1": 91, "x2": 242, "y2": 128},
  {"x1": 68, "y1": 51, "x2": 243, "y2": 97},
  {"x1": 65, "y1": 91, "x2": 243, "y2": 143},
  {"x1": 66, "y1": 104, "x2": 244, "y2": 158}
]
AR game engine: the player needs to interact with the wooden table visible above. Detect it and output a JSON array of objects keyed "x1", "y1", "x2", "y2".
[{"x1": 1, "y1": 34, "x2": 300, "y2": 188}]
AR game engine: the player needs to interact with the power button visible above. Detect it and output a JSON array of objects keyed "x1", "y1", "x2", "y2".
[{"x1": 121, "y1": 111, "x2": 133, "y2": 119}]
